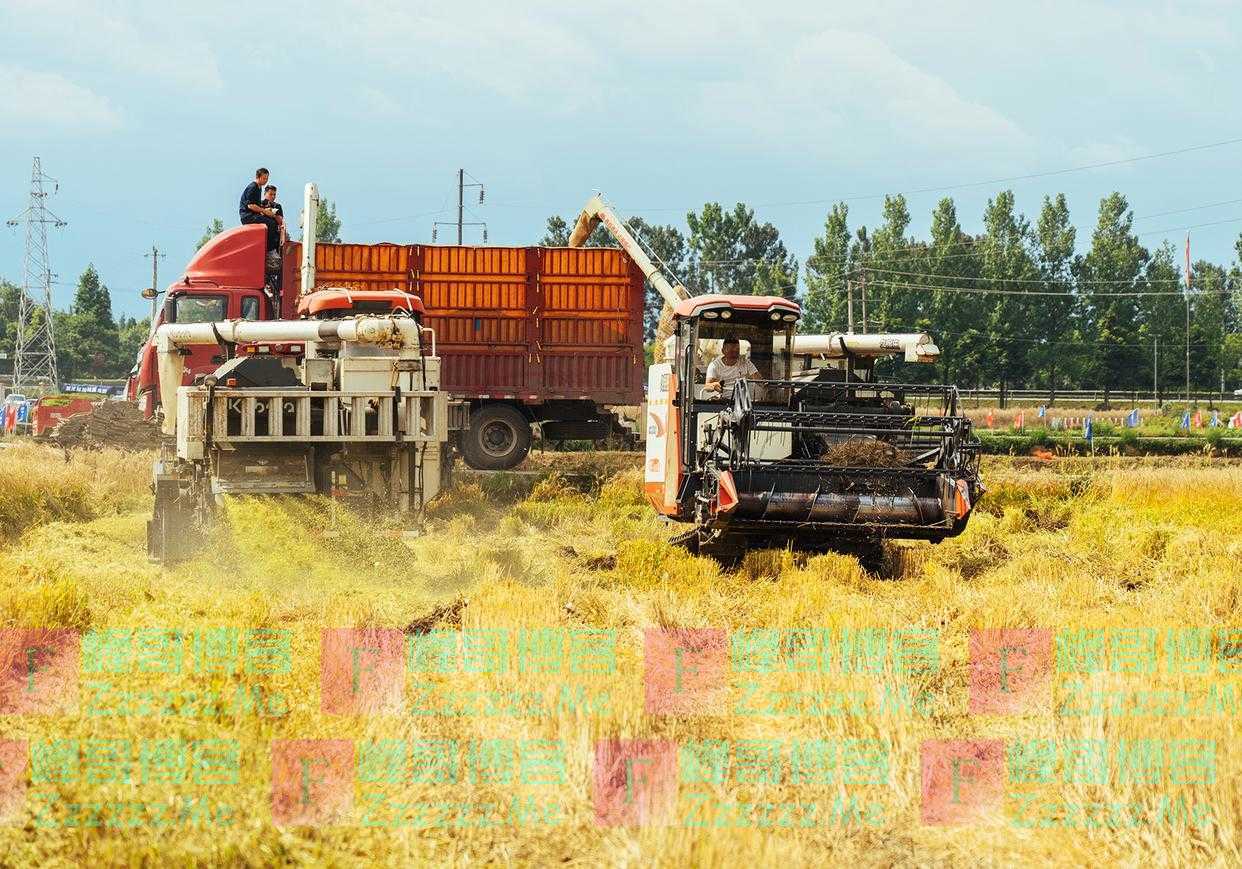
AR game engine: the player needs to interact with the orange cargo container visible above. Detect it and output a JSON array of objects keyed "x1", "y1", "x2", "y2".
[{"x1": 281, "y1": 241, "x2": 645, "y2": 468}]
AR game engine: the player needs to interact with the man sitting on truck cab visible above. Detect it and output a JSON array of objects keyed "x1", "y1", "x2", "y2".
[
  {"x1": 705, "y1": 337, "x2": 758, "y2": 398},
  {"x1": 263, "y1": 184, "x2": 285, "y2": 246},
  {"x1": 239, "y1": 167, "x2": 280, "y2": 251}
]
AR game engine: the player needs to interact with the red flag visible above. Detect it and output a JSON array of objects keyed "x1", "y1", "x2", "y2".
[
  {"x1": 986, "y1": 411, "x2": 994, "y2": 428},
  {"x1": 1015, "y1": 410, "x2": 1025, "y2": 430},
  {"x1": 1193, "y1": 411, "x2": 1203, "y2": 428}
]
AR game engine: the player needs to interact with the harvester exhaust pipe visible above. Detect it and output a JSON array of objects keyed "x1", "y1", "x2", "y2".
[{"x1": 301, "y1": 182, "x2": 319, "y2": 294}]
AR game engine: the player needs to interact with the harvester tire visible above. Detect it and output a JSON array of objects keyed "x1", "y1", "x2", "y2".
[{"x1": 462, "y1": 404, "x2": 532, "y2": 470}]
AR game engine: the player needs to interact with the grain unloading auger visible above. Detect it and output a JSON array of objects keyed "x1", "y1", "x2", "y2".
[{"x1": 146, "y1": 289, "x2": 458, "y2": 563}]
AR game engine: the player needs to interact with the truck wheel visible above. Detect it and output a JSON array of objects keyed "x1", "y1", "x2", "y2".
[{"x1": 462, "y1": 404, "x2": 531, "y2": 470}]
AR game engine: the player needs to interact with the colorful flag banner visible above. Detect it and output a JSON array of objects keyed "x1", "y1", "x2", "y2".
[
  {"x1": 1193, "y1": 411, "x2": 1203, "y2": 428},
  {"x1": 1083, "y1": 415, "x2": 1093, "y2": 446},
  {"x1": 986, "y1": 411, "x2": 994, "y2": 428},
  {"x1": 1210, "y1": 411, "x2": 1220, "y2": 428},
  {"x1": 1015, "y1": 411, "x2": 1025, "y2": 430},
  {"x1": 1038, "y1": 405, "x2": 1046, "y2": 418},
  {"x1": 1125, "y1": 409, "x2": 1140, "y2": 428},
  {"x1": 1181, "y1": 411, "x2": 1191, "y2": 430}
]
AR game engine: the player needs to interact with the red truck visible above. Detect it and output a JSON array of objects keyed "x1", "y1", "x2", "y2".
[{"x1": 129, "y1": 222, "x2": 646, "y2": 469}]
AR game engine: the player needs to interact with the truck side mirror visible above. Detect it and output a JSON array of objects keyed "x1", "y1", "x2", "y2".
[{"x1": 141, "y1": 287, "x2": 158, "y2": 300}]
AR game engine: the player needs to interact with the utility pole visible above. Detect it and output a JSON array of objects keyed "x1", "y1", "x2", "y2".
[
  {"x1": 145, "y1": 245, "x2": 165, "y2": 322},
  {"x1": 1152, "y1": 337, "x2": 1158, "y2": 406},
  {"x1": 433, "y1": 169, "x2": 486, "y2": 244},
  {"x1": 1185, "y1": 291, "x2": 1191, "y2": 403},
  {"x1": 846, "y1": 277, "x2": 854, "y2": 333},
  {"x1": 860, "y1": 267, "x2": 868, "y2": 334},
  {"x1": 456, "y1": 168, "x2": 464, "y2": 244},
  {"x1": 6, "y1": 157, "x2": 65, "y2": 393},
  {"x1": 1185, "y1": 233, "x2": 1192, "y2": 404}
]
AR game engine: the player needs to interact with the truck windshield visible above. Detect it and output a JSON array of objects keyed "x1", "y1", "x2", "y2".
[{"x1": 173, "y1": 295, "x2": 228, "y2": 323}]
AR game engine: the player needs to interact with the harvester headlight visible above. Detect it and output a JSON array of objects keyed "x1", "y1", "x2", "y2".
[
  {"x1": 770, "y1": 312, "x2": 782, "y2": 321},
  {"x1": 703, "y1": 310, "x2": 719, "y2": 319},
  {"x1": 720, "y1": 310, "x2": 732, "y2": 319},
  {"x1": 782, "y1": 314, "x2": 797, "y2": 322}
]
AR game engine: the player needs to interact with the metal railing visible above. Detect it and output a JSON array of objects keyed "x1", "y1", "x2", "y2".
[{"x1": 180, "y1": 388, "x2": 448, "y2": 445}]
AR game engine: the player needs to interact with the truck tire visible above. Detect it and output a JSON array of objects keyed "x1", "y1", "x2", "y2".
[{"x1": 462, "y1": 404, "x2": 532, "y2": 470}]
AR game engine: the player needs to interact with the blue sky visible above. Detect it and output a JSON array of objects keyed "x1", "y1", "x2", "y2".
[{"x1": 1, "y1": 0, "x2": 1240, "y2": 319}]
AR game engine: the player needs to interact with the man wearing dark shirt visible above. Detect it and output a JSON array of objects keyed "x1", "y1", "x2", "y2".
[
  {"x1": 263, "y1": 184, "x2": 285, "y2": 248},
  {"x1": 238, "y1": 167, "x2": 280, "y2": 251}
]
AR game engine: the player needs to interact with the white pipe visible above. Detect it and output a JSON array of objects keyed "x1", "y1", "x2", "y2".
[
  {"x1": 155, "y1": 317, "x2": 421, "y2": 435},
  {"x1": 794, "y1": 332, "x2": 940, "y2": 363},
  {"x1": 301, "y1": 182, "x2": 319, "y2": 296}
]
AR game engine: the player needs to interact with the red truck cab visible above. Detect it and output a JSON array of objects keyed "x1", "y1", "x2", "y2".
[{"x1": 129, "y1": 225, "x2": 278, "y2": 415}]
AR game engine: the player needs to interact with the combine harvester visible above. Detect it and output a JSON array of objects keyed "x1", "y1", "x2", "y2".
[
  {"x1": 146, "y1": 189, "x2": 457, "y2": 561},
  {"x1": 569, "y1": 196, "x2": 984, "y2": 566}
]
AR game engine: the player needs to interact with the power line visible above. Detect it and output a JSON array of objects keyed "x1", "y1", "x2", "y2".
[
  {"x1": 615, "y1": 136, "x2": 1242, "y2": 213},
  {"x1": 837, "y1": 277, "x2": 1235, "y2": 298},
  {"x1": 862, "y1": 266, "x2": 1185, "y2": 286},
  {"x1": 1133, "y1": 198, "x2": 1242, "y2": 221}
]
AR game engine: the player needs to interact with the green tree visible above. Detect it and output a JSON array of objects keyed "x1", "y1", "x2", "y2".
[
  {"x1": 1189, "y1": 261, "x2": 1229, "y2": 392},
  {"x1": 116, "y1": 316, "x2": 151, "y2": 375},
  {"x1": 803, "y1": 203, "x2": 851, "y2": 333},
  {"x1": 1032, "y1": 194, "x2": 1077, "y2": 392},
  {"x1": 627, "y1": 217, "x2": 688, "y2": 342},
  {"x1": 58, "y1": 265, "x2": 120, "y2": 380},
  {"x1": 980, "y1": 190, "x2": 1039, "y2": 393},
  {"x1": 1138, "y1": 242, "x2": 1183, "y2": 398},
  {"x1": 313, "y1": 199, "x2": 342, "y2": 243},
  {"x1": 0, "y1": 280, "x2": 20, "y2": 359},
  {"x1": 539, "y1": 214, "x2": 610, "y2": 247},
  {"x1": 685, "y1": 202, "x2": 798, "y2": 299},
  {"x1": 196, "y1": 218, "x2": 225, "y2": 250},
  {"x1": 1077, "y1": 193, "x2": 1148, "y2": 402},
  {"x1": 924, "y1": 197, "x2": 983, "y2": 385},
  {"x1": 870, "y1": 195, "x2": 919, "y2": 332}
]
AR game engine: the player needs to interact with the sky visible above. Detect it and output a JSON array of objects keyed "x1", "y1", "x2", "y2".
[{"x1": 1, "y1": 0, "x2": 1240, "y2": 319}]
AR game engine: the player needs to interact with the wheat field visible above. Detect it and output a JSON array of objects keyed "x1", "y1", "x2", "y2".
[{"x1": 0, "y1": 444, "x2": 1239, "y2": 867}]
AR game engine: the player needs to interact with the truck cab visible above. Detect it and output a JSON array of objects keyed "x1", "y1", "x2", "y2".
[{"x1": 129, "y1": 225, "x2": 279, "y2": 415}]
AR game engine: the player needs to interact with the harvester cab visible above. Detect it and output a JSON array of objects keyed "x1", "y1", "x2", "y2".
[
  {"x1": 147, "y1": 288, "x2": 455, "y2": 563},
  {"x1": 644, "y1": 294, "x2": 983, "y2": 566}
]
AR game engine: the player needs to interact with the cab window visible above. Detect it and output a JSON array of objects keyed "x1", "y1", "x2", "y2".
[
  {"x1": 171, "y1": 295, "x2": 227, "y2": 323},
  {"x1": 240, "y1": 296, "x2": 261, "y2": 320}
]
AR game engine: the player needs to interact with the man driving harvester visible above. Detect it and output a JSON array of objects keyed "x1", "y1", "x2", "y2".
[{"x1": 704, "y1": 336, "x2": 759, "y2": 397}]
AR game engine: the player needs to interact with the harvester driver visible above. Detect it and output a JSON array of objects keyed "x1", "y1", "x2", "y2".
[{"x1": 705, "y1": 337, "x2": 758, "y2": 397}]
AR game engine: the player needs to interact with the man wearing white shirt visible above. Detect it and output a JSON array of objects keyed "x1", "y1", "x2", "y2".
[{"x1": 705, "y1": 337, "x2": 758, "y2": 397}]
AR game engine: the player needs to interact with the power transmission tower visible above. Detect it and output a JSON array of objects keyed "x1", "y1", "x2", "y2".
[{"x1": 5, "y1": 158, "x2": 66, "y2": 392}]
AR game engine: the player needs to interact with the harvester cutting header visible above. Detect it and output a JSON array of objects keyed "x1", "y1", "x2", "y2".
[{"x1": 569, "y1": 194, "x2": 983, "y2": 564}]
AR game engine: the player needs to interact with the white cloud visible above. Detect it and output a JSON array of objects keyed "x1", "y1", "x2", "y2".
[
  {"x1": 4, "y1": 0, "x2": 223, "y2": 92},
  {"x1": 688, "y1": 29, "x2": 1031, "y2": 156},
  {"x1": 1066, "y1": 138, "x2": 1146, "y2": 169},
  {"x1": 0, "y1": 65, "x2": 120, "y2": 130}
]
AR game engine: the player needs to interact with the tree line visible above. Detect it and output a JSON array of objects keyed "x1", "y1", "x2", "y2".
[
  {"x1": 0, "y1": 266, "x2": 148, "y2": 382},
  {"x1": 543, "y1": 192, "x2": 1242, "y2": 395},
  {"x1": 5, "y1": 192, "x2": 1238, "y2": 391}
]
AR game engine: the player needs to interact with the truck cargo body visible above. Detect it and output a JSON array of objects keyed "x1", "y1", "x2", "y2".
[
  {"x1": 281, "y1": 241, "x2": 644, "y2": 406},
  {"x1": 130, "y1": 226, "x2": 645, "y2": 468}
]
